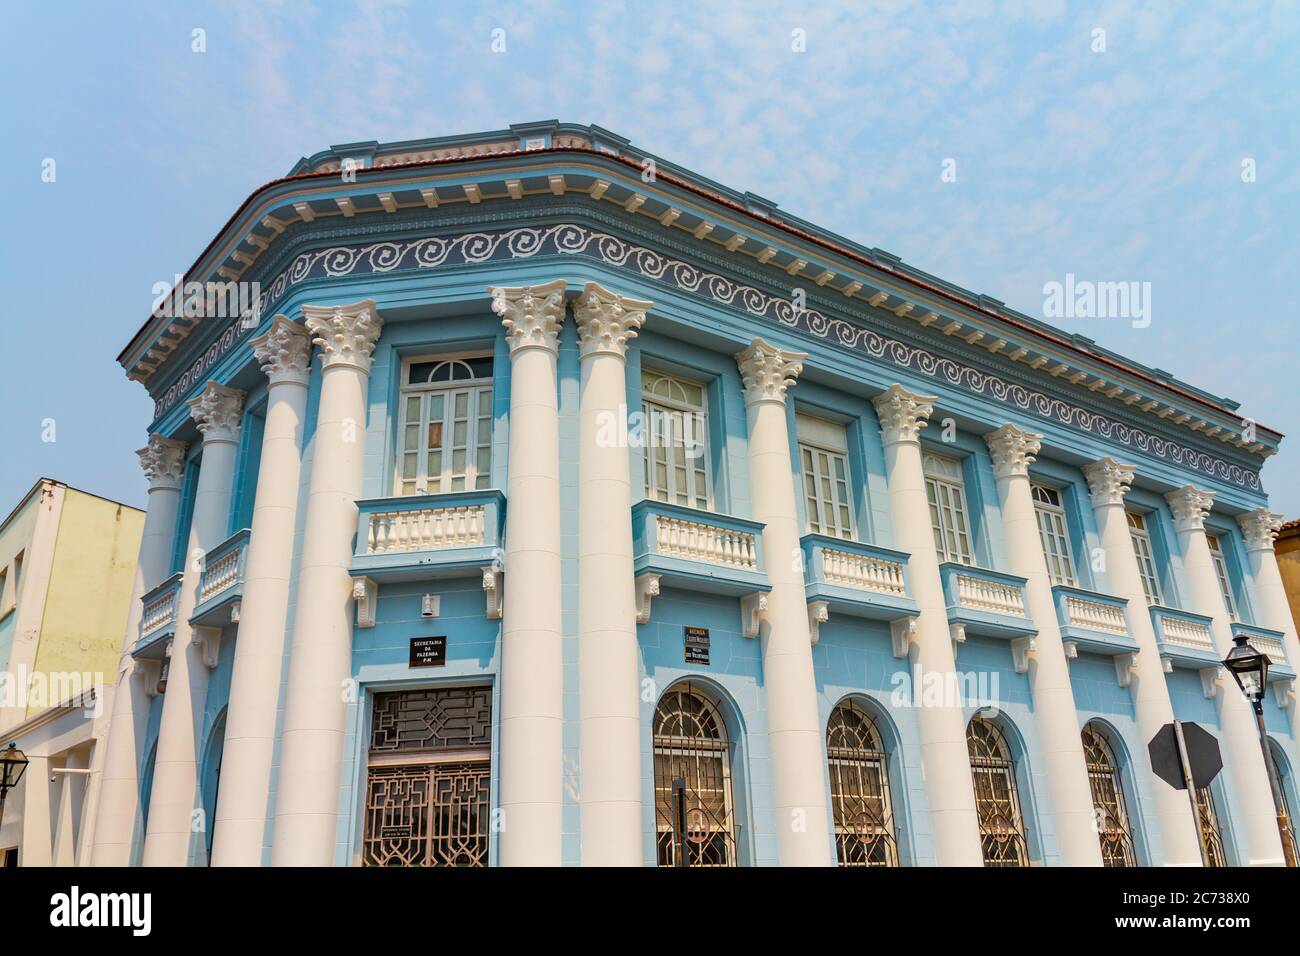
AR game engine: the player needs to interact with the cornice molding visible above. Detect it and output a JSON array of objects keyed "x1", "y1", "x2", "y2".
[
  {"x1": 985, "y1": 424, "x2": 1042, "y2": 479},
  {"x1": 572, "y1": 281, "x2": 651, "y2": 360}
]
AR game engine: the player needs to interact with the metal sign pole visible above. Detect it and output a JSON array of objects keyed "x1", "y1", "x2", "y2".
[
  {"x1": 1173, "y1": 720, "x2": 1210, "y2": 867},
  {"x1": 671, "y1": 777, "x2": 688, "y2": 868}
]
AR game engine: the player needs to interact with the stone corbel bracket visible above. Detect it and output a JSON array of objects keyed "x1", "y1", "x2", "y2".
[
  {"x1": 481, "y1": 566, "x2": 503, "y2": 621},
  {"x1": 949, "y1": 622, "x2": 966, "y2": 659},
  {"x1": 635, "y1": 573, "x2": 661, "y2": 625},
  {"x1": 1010, "y1": 636, "x2": 1036, "y2": 675},
  {"x1": 807, "y1": 600, "x2": 830, "y2": 645},
  {"x1": 1114, "y1": 652, "x2": 1139, "y2": 688},
  {"x1": 1062, "y1": 640, "x2": 1079, "y2": 660},
  {"x1": 740, "y1": 592, "x2": 768, "y2": 639},
  {"x1": 353, "y1": 576, "x2": 378, "y2": 629},
  {"x1": 890, "y1": 616, "x2": 918, "y2": 659},
  {"x1": 1274, "y1": 679, "x2": 1296, "y2": 709},
  {"x1": 133, "y1": 659, "x2": 162, "y2": 699},
  {"x1": 1199, "y1": 665, "x2": 1223, "y2": 700},
  {"x1": 192, "y1": 625, "x2": 222, "y2": 669}
]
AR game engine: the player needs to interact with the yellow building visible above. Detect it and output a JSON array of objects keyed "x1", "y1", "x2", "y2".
[
  {"x1": 1277, "y1": 519, "x2": 1300, "y2": 638},
  {"x1": 0, "y1": 478, "x2": 143, "y2": 865}
]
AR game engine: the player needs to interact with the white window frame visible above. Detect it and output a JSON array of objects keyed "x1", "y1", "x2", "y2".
[
  {"x1": 1126, "y1": 511, "x2": 1163, "y2": 605},
  {"x1": 395, "y1": 353, "x2": 495, "y2": 496},
  {"x1": 924, "y1": 453, "x2": 974, "y2": 565},
  {"x1": 1206, "y1": 534, "x2": 1239, "y2": 622},
  {"x1": 642, "y1": 370, "x2": 711, "y2": 511},
  {"x1": 1032, "y1": 482, "x2": 1078, "y2": 587},
  {"x1": 797, "y1": 413, "x2": 854, "y2": 540}
]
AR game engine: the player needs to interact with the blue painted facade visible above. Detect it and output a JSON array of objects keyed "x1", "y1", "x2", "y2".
[{"x1": 119, "y1": 122, "x2": 1297, "y2": 866}]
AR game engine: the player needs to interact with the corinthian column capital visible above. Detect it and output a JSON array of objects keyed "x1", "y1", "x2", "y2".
[
  {"x1": 985, "y1": 424, "x2": 1042, "y2": 479},
  {"x1": 186, "y1": 381, "x2": 245, "y2": 444},
  {"x1": 302, "y1": 299, "x2": 383, "y2": 372},
  {"x1": 735, "y1": 338, "x2": 806, "y2": 406},
  {"x1": 1238, "y1": 508, "x2": 1285, "y2": 551},
  {"x1": 250, "y1": 314, "x2": 312, "y2": 386},
  {"x1": 872, "y1": 383, "x2": 936, "y2": 446},
  {"x1": 572, "y1": 282, "x2": 651, "y2": 360},
  {"x1": 1166, "y1": 484, "x2": 1216, "y2": 532},
  {"x1": 1082, "y1": 456, "x2": 1134, "y2": 507},
  {"x1": 490, "y1": 280, "x2": 567, "y2": 356},
  {"x1": 136, "y1": 434, "x2": 188, "y2": 491}
]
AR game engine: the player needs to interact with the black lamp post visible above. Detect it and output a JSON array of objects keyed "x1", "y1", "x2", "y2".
[
  {"x1": 0, "y1": 742, "x2": 30, "y2": 833},
  {"x1": 1223, "y1": 634, "x2": 1295, "y2": 863}
]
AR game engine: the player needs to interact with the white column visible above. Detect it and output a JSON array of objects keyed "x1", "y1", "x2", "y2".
[
  {"x1": 735, "y1": 338, "x2": 832, "y2": 866},
  {"x1": 143, "y1": 381, "x2": 244, "y2": 866},
  {"x1": 489, "y1": 281, "x2": 566, "y2": 866},
  {"x1": 91, "y1": 434, "x2": 187, "y2": 865},
  {"x1": 18, "y1": 754, "x2": 52, "y2": 866},
  {"x1": 574, "y1": 282, "x2": 649, "y2": 866},
  {"x1": 1167, "y1": 486, "x2": 1285, "y2": 865},
  {"x1": 1238, "y1": 510, "x2": 1300, "y2": 758},
  {"x1": 211, "y1": 316, "x2": 312, "y2": 866},
  {"x1": 52, "y1": 749, "x2": 87, "y2": 866},
  {"x1": 1082, "y1": 458, "x2": 1203, "y2": 865},
  {"x1": 872, "y1": 384, "x2": 984, "y2": 866},
  {"x1": 272, "y1": 300, "x2": 383, "y2": 866},
  {"x1": 985, "y1": 425, "x2": 1103, "y2": 866}
]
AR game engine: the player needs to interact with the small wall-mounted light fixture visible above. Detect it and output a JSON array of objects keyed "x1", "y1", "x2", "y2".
[{"x1": 421, "y1": 594, "x2": 441, "y2": 619}]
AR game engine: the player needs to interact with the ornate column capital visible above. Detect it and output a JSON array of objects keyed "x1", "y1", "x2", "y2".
[
  {"x1": 985, "y1": 423, "x2": 1042, "y2": 479},
  {"x1": 136, "y1": 434, "x2": 188, "y2": 491},
  {"x1": 302, "y1": 299, "x2": 383, "y2": 372},
  {"x1": 1165, "y1": 484, "x2": 1216, "y2": 532},
  {"x1": 1238, "y1": 508, "x2": 1285, "y2": 551},
  {"x1": 1082, "y1": 456, "x2": 1134, "y2": 507},
  {"x1": 186, "y1": 381, "x2": 246, "y2": 444},
  {"x1": 490, "y1": 280, "x2": 567, "y2": 356},
  {"x1": 249, "y1": 314, "x2": 312, "y2": 386},
  {"x1": 871, "y1": 383, "x2": 936, "y2": 446},
  {"x1": 735, "y1": 338, "x2": 806, "y2": 406},
  {"x1": 572, "y1": 282, "x2": 651, "y2": 360}
]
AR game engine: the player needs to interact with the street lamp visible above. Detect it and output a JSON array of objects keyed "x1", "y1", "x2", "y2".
[
  {"x1": 1223, "y1": 634, "x2": 1296, "y2": 864},
  {"x1": 0, "y1": 742, "x2": 30, "y2": 832}
]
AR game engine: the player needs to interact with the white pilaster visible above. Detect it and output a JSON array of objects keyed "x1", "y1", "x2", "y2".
[
  {"x1": 872, "y1": 384, "x2": 984, "y2": 866},
  {"x1": 52, "y1": 749, "x2": 88, "y2": 866},
  {"x1": 736, "y1": 338, "x2": 832, "y2": 866},
  {"x1": 91, "y1": 434, "x2": 187, "y2": 865},
  {"x1": 18, "y1": 755, "x2": 52, "y2": 866},
  {"x1": 1166, "y1": 485, "x2": 1285, "y2": 865},
  {"x1": 271, "y1": 300, "x2": 382, "y2": 866},
  {"x1": 1238, "y1": 510, "x2": 1300, "y2": 758},
  {"x1": 1082, "y1": 458, "x2": 1203, "y2": 865},
  {"x1": 985, "y1": 424, "x2": 1103, "y2": 866},
  {"x1": 490, "y1": 280, "x2": 566, "y2": 866},
  {"x1": 212, "y1": 316, "x2": 312, "y2": 866},
  {"x1": 143, "y1": 382, "x2": 244, "y2": 866},
  {"x1": 574, "y1": 282, "x2": 649, "y2": 866}
]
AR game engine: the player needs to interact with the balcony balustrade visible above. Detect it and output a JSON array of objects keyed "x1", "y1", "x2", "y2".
[
  {"x1": 191, "y1": 528, "x2": 251, "y2": 628},
  {"x1": 1051, "y1": 585, "x2": 1137, "y2": 658}
]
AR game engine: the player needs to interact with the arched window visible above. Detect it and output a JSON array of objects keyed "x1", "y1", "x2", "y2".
[
  {"x1": 653, "y1": 685, "x2": 736, "y2": 867},
  {"x1": 1269, "y1": 739, "x2": 1298, "y2": 867},
  {"x1": 827, "y1": 699, "x2": 898, "y2": 866},
  {"x1": 200, "y1": 710, "x2": 227, "y2": 865},
  {"x1": 1082, "y1": 724, "x2": 1137, "y2": 866},
  {"x1": 1195, "y1": 784, "x2": 1228, "y2": 867},
  {"x1": 966, "y1": 715, "x2": 1029, "y2": 867}
]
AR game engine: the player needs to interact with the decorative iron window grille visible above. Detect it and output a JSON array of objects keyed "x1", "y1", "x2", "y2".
[
  {"x1": 1082, "y1": 724, "x2": 1137, "y2": 867},
  {"x1": 363, "y1": 687, "x2": 492, "y2": 868},
  {"x1": 967, "y1": 716, "x2": 1030, "y2": 867},
  {"x1": 827, "y1": 699, "x2": 899, "y2": 866},
  {"x1": 653, "y1": 686, "x2": 737, "y2": 867},
  {"x1": 1195, "y1": 786, "x2": 1228, "y2": 868}
]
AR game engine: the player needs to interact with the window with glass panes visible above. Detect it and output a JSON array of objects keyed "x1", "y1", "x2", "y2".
[
  {"x1": 1032, "y1": 483, "x2": 1077, "y2": 586},
  {"x1": 1206, "y1": 535, "x2": 1239, "y2": 621},
  {"x1": 396, "y1": 356, "x2": 494, "y2": 496},
  {"x1": 1126, "y1": 511, "x2": 1162, "y2": 605},
  {"x1": 642, "y1": 370, "x2": 710, "y2": 510},
  {"x1": 924, "y1": 453, "x2": 974, "y2": 565},
  {"x1": 796, "y1": 413, "x2": 854, "y2": 539}
]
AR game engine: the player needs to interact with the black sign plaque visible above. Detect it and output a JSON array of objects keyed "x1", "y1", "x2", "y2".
[
  {"x1": 409, "y1": 635, "x2": 447, "y2": 668},
  {"x1": 684, "y1": 626, "x2": 710, "y2": 665}
]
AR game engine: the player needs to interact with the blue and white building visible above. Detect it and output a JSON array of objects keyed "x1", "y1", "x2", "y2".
[{"x1": 93, "y1": 122, "x2": 1300, "y2": 867}]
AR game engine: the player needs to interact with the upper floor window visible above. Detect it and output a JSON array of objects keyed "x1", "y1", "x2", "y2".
[
  {"x1": 1126, "y1": 511, "x2": 1162, "y2": 605},
  {"x1": 397, "y1": 355, "x2": 494, "y2": 496},
  {"x1": 642, "y1": 370, "x2": 710, "y2": 510},
  {"x1": 1206, "y1": 534, "x2": 1239, "y2": 622},
  {"x1": 924, "y1": 453, "x2": 973, "y2": 565},
  {"x1": 966, "y1": 716, "x2": 1029, "y2": 867},
  {"x1": 1032, "y1": 483, "x2": 1077, "y2": 587},
  {"x1": 796, "y1": 413, "x2": 853, "y2": 540}
]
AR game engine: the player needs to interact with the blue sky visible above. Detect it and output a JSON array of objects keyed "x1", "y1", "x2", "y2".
[{"x1": 1, "y1": 0, "x2": 1296, "y2": 516}]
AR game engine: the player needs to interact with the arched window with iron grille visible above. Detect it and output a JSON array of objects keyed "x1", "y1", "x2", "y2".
[
  {"x1": 1195, "y1": 783, "x2": 1228, "y2": 867},
  {"x1": 966, "y1": 715, "x2": 1029, "y2": 867},
  {"x1": 1269, "y1": 738, "x2": 1298, "y2": 867},
  {"x1": 1081, "y1": 723, "x2": 1138, "y2": 866},
  {"x1": 826, "y1": 698, "x2": 899, "y2": 866},
  {"x1": 653, "y1": 684, "x2": 737, "y2": 867}
]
